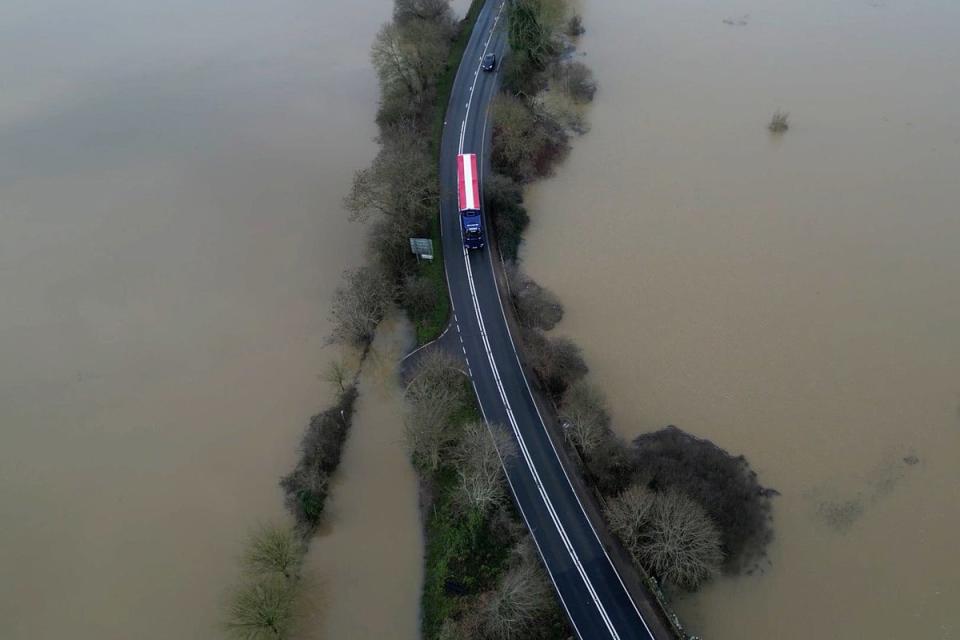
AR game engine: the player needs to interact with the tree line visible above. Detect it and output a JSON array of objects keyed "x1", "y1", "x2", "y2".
[{"x1": 403, "y1": 350, "x2": 570, "y2": 640}]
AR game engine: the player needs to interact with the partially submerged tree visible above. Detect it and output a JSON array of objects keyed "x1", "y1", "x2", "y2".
[
  {"x1": 345, "y1": 121, "x2": 437, "y2": 232},
  {"x1": 279, "y1": 460, "x2": 328, "y2": 529},
  {"x1": 243, "y1": 524, "x2": 306, "y2": 581},
  {"x1": 225, "y1": 575, "x2": 298, "y2": 640},
  {"x1": 328, "y1": 267, "x2": 395, "y2": 348},
  {"x1": 371, "y1": 19, "x2": 450, "y2": 112},
  {"x1": 280, "y1": 387, "x2": 358, "y2": 529},
  {"x1": 393, "y1": 0, "x2": 455, "y2": 31}
]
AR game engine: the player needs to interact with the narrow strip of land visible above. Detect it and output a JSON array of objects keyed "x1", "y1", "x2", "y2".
[{"x1": 437, "y1": 3, "x2": 670, "y2": 638}]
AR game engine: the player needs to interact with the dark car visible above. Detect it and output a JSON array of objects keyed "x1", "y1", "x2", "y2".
[{"x1": 481, "y1": 53, "x2": 496, "y2": 72}]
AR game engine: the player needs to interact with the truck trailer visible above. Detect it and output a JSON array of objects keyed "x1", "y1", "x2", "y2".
[{"x1": 456, "y1": 153, "x2": 485, "y2": 250}]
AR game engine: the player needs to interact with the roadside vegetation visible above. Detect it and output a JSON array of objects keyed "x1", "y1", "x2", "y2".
[
  {"x1": 403, "y1": 351, "x2": 570, "y2": 640},
  {"x1": 341, "y1": 0, "x2": 499, "y2": 345}
]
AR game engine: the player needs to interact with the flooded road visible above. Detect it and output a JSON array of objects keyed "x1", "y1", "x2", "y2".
[
  {"x1": 522, "y1": 0, "x2": 960, "y2": 637},
  {"x1": 0, "y1": 0, "x2": 422, "y2": 638}
]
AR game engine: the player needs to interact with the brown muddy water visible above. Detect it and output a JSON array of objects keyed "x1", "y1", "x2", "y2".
[
  {"x1": 0, "y1": 0, "x2": 424, "y2": 638},
  {"x1": 523, "y1": 0, "x2": 960, "y2": 638}
]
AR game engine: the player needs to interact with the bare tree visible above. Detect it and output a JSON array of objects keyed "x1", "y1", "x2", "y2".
[
  {"x1": 345, "y1": 122, "x2": 437, "y2": 230},
  {"x1": 225, "y1": 576, "x2": 298, "y2": 640},
  {"x1": 453, "y1": 422, "x2": 515, "y2": 514},
  {"x1": 393, "y1": 0, "x2": 455, "y2": 32},
  {"x1": 371, "y1": 19, "x2": 449, "y2": 108},
  {"x1": 603, "y1": 483, "x2": 657, "y2": 558},
  {"x1": 406, "y1": 348, "x2": 465, "y2": 395},
  {"x1": 404, "y1": 350, "x2": 468, "y2": 472},
  {"x1": 323, "y1": 359, "x2": 350, "y2": 394},
  {"x1": 478, "y1": 559, "x2": 553, "y2": 640},
  {"x1": 605, "y1": 485, "x2": 722, "y2": 590},
  {"x1": 243, "y1": 524, "x2": 306, "y2": 581},
  {"x1": 640, "y1": 490, "x2": 724, "y2": 590},
  {"x1": 559, "y1": 380, "x2": 611, "y2": 457},
  {"x1": 328, "y1": 267, "x2": 395, "y2": 348},
  {"x1": 404, "y1": 382, "x2": 463, "y2": 472}
]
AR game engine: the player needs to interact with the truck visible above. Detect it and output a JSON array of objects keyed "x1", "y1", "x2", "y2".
[{"x1": 456, "y1": 153, "x2": 485, "y2": 250}]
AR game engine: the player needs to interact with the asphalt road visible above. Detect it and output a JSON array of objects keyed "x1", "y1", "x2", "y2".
[{"x1": 438, "y1": 3, "x2": 663, "y2": 639}]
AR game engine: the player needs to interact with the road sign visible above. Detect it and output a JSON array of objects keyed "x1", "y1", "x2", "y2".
[{"x1": 409, "y1": 237, "x2": 434, "y2": 260}]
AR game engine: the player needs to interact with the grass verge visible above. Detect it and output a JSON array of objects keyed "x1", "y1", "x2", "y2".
[{"x1": 412, "y1": 0, "x2": 485, "y2": 346}]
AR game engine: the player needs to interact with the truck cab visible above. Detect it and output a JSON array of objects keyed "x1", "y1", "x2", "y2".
[
  {"x1": 457, "y1": 153, "x2": 485, "y2": 250},
  {"x1": 462, "y1": 211, "x2": 484, "y2": 249}
]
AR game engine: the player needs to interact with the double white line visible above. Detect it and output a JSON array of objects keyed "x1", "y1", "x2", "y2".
[{"x1": 453, "y1": 4, "x2": 627, "y2": 639}]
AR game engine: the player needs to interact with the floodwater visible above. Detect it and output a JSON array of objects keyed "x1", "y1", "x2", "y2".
[
  {"x1": 522, "y1": 0, "x2": 960, "y2": 638},
  {"x1": 296, "y1": 314, "x2": 422, "y2": 640},
  {"x1": 0, "y1": 0, "x2": 423, "y2": 638}
]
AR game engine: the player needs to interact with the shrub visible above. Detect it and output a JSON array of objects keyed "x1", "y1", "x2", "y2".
[
  {"x1": 280, "y1": 387, "x2": 358, "y2": 530},
  {"x1": 402, "y1": 273, "x2": 437, "y2": 320},
  {"x1": 328, "y1": 268, "x2": 395, "y2": 348},
  {"x1": 585, "y1": 431, "x2": 634, "y2": 496},
  {"x1": 490, "y1": 94, "x2": 569, "y2": 183},
  {"x1": 484, "y1": 172, "x2": 530, "y2": 261},
  {"x1": 521, "y1": 328, "x2": 588, "y2": 398},
  {"x1": 506, "y1": 266, "x2": 564, "y2": 331},
  {"x1": 553, "y1": 61, "x2": 597, "y2": 104},
  {"x1": 500, "y1": 52, "x2": 548, "y2": 97},
  {"x1": 769, "y1": 109, "x2": 789, "y2": 133}
]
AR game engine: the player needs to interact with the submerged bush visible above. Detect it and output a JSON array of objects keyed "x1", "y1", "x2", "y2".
[
  {"x1": 768, "y1": 109, "x2": 789, "y2": 133},
  {"x1": 280, "y1": 386, "x2": 359, "y2": 530}
]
